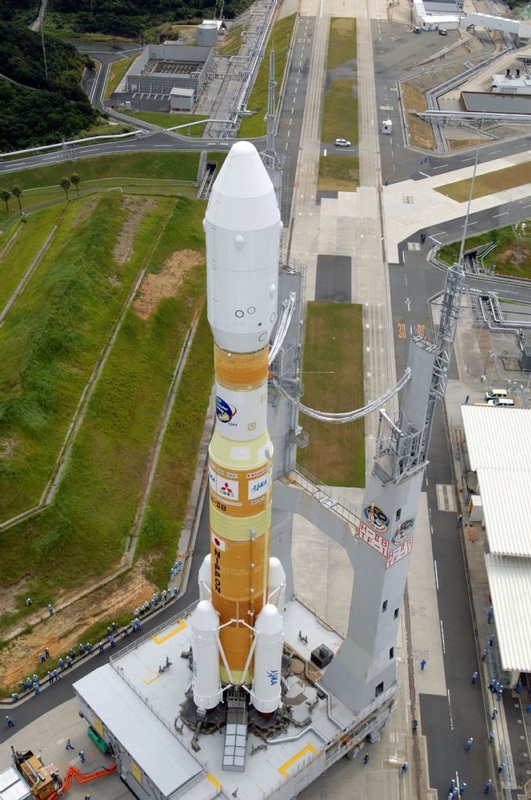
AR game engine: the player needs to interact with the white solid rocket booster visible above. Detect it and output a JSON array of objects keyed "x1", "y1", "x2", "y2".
[{"x1": 194, "y1": 141, "x2": 284, "y2": 711}]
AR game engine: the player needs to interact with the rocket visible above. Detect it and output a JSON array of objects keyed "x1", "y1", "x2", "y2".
[{"x1": 191, "y1": 141, "x2": 285, "y2": 717}]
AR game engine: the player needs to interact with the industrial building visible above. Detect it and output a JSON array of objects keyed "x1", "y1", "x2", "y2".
[
  {"x1": 492, "y1": 70, "x2": 531, "y2": 95},
  {"x1": 462, "y1": 91, "x2": 531, "y2": 115},
  {"x1": 124, "y1": 43, "x2": 215, "y2": 102},
  {"x1": 461, "y1": 405, "x2": 531, "y2": 684},
  {"x1": 0, "y1": 767, "x2": 31, "y2": 800},
  {"x1": 412, "y1": 0, "x2": 531, "y2": 38}
]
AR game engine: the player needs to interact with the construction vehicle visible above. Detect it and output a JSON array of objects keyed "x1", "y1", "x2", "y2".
[
  {"x1": 11, "y1": 747, "x2": 116, "y2": 800},
  {"x1": 11, "y1": 748, "x2": 59, "y2": 800}
]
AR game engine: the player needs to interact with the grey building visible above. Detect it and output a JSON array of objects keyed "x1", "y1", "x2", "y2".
[{"x1": 124, "y1": 44, "x2": 214, "y2": 101}]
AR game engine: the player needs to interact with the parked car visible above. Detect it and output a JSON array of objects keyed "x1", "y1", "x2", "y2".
[
  {"x1": 335, "y1": 138, "x2": 351, "y2": 147},
  {"x1": 487, "y1": 398, "x2": 515, "y2": 407}
]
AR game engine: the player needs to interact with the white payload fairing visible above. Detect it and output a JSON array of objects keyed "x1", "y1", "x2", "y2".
[{"x1": 191, "y1": 141, "x2": 286, "y2": 717}]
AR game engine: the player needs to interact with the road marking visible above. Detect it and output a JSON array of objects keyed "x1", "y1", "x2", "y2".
[
  {"x1": 433, "y1": 164, "x2": 449, "y2": 170},
  {"x1": 434, "y1": 559, "x2": 439, "y2": 590},
  {"x1": 419, "y1": 171, "x2": 429, "y2": 178},
  {"x1": 447, "y1": 688, "x2": 454, "y2": 729},
  {"x1": 461, "y1": 221, "x2": 477, "y2": 226},
  {"x1": 436, "y1": 483, "x2": 456, "y2": 511}
]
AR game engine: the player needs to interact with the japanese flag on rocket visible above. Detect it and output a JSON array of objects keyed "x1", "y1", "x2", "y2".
[{"x1": 212, "y1": 534, "x2": 226, "y2": 551}]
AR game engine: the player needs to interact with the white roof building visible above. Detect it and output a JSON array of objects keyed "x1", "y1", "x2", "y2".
[
  {"x1": 461, "y1": 405, "x2": 531, "y2": 673},
  {"x1": 0, "y1": 768, "x2": 31, "y2": 800}
]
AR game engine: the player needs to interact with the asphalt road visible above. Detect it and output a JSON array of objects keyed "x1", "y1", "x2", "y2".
[
  {"x1": 276, "y1": 14, "x2": 315, "y2": 221},
  {"x1": 371, "y1": 18, "x2": 531, "y2": 185}
]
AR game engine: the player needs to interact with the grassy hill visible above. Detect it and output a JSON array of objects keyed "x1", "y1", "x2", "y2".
[{"x1": 0, "y1": 189, "x2": 213, "y2": 615}]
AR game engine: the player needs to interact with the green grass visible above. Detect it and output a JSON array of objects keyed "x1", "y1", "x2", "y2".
[
  {"x1": 328, "y1": 18, "x2": 357, "y2": 69},
  {"x1": 0, "y1": 153, "x2": 202, "y2": 197},
  {"x1": 298, "y1": 303, "x2": 365, "y2": 487},
  {"x1": 238, "y1": 15, "x2": 297, "y2": 139},
  {"x1": 435, "y1": 162, "x2": 531, "y2": 203},
  {"x1": 0, "y1": 215, "x2": 22, "y2": 248},
  {"x1": 122, "y1": 110, "x2": 209, "y2": 134},
  {"x1": 105, "y1": 54, "x2": 139, "y2": 100},
  {"x1": 146, "y1": 194, "x2": 206, "y2": 269},
  {"x1": 218, "y1": 23, "x2": 245, "y2": 56},
  {"x1": 0, "y1": 153, "x2": 205, "y2": 220},
  {"x1": 0, "y1": 196, "x2": 208, "y2": 600},
  {"x1": 316, "y1": 17, "x2": 358, "y2": 191},
  {"x1": 0, "y1": 205, "x2": 66, "y2": 311},
  {"x1": 437, "y1": 223, "x2": 531, "y2": 279},
  {"x1": 0, "y1": 194, "x2": 172, "y2": 521},
  {"x1": 321, "y1": 78, "x2": 358, "y2": 145},
  {"x1": 318, "y1": 155, "x2": 359, "y2": 191},
  {"x1": 137, "y1": 305, "x2": 214, "y2": 587}
]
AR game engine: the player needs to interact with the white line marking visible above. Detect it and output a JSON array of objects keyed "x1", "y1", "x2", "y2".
[{"x1": 448, "y1": 688, "x2": 454, "y2": 729}]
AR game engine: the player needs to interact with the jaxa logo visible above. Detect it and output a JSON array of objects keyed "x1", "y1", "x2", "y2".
[
  {"x1": 249, "y1": 474, "x2": 269, "y2": 500},
  {"x1": 216, "y1": 396, "x2": 237, "y2": 424},
  {"x1": 267, "y1": 669, "x2": 279, "y2": 686}
]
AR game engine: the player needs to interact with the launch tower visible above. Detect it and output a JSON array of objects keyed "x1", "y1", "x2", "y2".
[{"x1": 73, "y1": 144, "x2": 463, "y2": 800}]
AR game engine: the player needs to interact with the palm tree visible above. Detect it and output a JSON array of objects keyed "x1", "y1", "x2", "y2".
[
  {"x1": 70, "y1": 173, "x2": 80, "y2": 197},
  {"x1": 60, "y1": 178, "x2": 71, "y2": 200},
  {"x1": 0, "y1": 189, "x2": 11, "y2": 212},
  {"x1": 11, "y1": 185, "x2": 23, "y2": 214}
]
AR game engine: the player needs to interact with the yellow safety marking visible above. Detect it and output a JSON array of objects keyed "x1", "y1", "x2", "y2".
[
  {"x1": 207, "y1": 773, "x2": 221, "y2": 790},
  {"x1": 278, "y1": 744, "x2": 318, "y2": 777},
  {"x1": 152, "y1": 619, "x2": 187, "y2": 644},
  {"x1": 142, "y1": 669, "x2": 160, "y2": 685}
]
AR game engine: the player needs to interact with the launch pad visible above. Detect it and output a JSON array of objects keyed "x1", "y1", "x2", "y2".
[
  {"x1": 74, "y1": 596, "x2": 395, "y2": 800},
  {"x1": 73, "y1": 141, "x2": 460, "y2": 800}
]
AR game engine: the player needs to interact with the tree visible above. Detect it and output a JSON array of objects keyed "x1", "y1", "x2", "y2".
[
  {"x1": 0, "y1": 189, "x2": 11, "y2": 212},
  {"x1": 70, "y1": 173, "x2": 80, "y2": 197},
  {"x1": 11, "y1": 184, "x2": 22, "y2": 213},
  {"x1": 60, "y1": 177, "x2": 71, "y2": 199}
]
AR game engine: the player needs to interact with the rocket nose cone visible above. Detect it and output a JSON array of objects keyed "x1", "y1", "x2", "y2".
[{"x1": 210, "y1": 141, "x2": 274, "y2": 201}]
